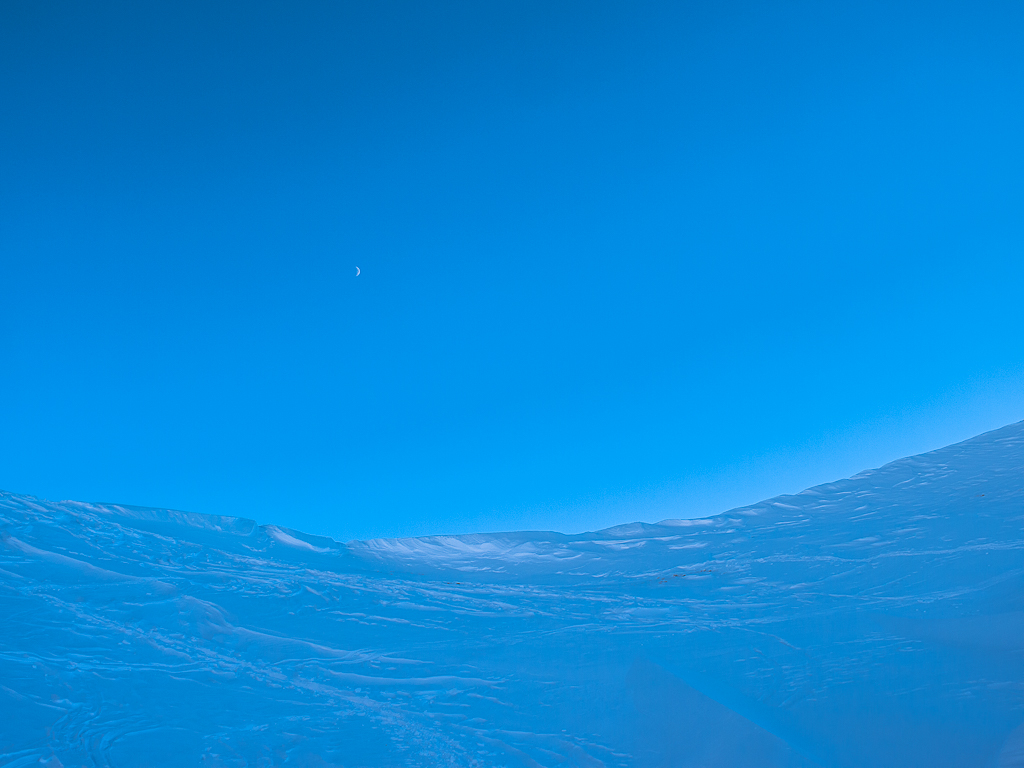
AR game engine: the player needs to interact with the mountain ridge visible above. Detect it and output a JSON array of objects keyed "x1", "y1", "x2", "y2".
[
  {"x1": 2, "y1": 420, "x2": 1024, "y2": 766},
  {"x1": 10, "y1": 417, "x2": 1022, "y2": 548}
]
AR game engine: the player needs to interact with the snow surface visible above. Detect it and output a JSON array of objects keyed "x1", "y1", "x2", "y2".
[{"x1": 3, "y1": 422, "x2": 1024, "y2": 767}]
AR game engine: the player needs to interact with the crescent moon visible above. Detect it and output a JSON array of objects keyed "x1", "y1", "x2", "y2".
[{"x1": 355, "y1": 266, "x2": 360, "y2": 276}]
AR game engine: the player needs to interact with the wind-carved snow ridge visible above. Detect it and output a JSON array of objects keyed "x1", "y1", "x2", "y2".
[{"x1": 3, "y1": 422, "x2": 1024, "y2": 767}]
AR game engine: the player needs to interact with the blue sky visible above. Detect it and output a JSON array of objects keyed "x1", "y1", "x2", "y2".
[{"x1": 2, "y1": 0, "x2": 1023, "y2": 541}]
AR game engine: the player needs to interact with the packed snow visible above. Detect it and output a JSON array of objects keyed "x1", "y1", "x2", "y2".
[{"x1": 3, "y1": 422, "x2": 1024, "y2": 767}]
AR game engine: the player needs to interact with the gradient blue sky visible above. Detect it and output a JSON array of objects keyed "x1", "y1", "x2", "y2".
[{"x1": 2, "y1": 0, "x2": 1023, "y2": 541}]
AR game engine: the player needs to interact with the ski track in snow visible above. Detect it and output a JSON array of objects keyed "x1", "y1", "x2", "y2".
[{"x1": 3, "y1": 422, "x2": 1024, "y2": 766}]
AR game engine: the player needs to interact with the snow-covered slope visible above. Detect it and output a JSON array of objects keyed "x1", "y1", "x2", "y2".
[{"x1": 3, "y1": 422, "x2": 1024, "y2": 767}]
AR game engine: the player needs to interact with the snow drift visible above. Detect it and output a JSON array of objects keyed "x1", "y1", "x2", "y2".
[{"x1": 3, "y1": 422, "x2": 1024, "y2": 767}]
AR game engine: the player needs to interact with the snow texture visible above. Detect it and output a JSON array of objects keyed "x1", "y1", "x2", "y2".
[{"x1": 3, "y1": 421, "x2": 1024, "y2": 767}]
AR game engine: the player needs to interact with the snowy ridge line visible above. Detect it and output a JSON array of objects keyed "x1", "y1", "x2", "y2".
[{"x1": 2, "y1": 419, "x2": 1024, "y2": 765}]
